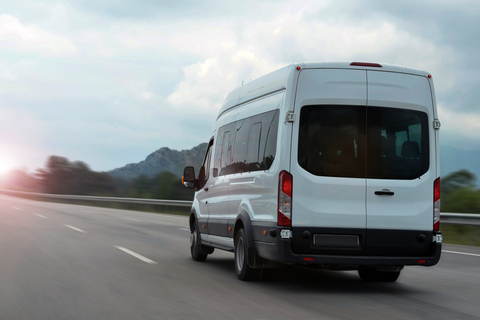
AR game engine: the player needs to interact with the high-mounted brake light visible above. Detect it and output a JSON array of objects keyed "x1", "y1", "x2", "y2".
[
  {"x1": 434, "y1": 178, "x2": 441, "y2": 231},
  {"x1": 278, "y1": 171, "x2": 293, "y2": 226},
  {"x1": 350, "y1": 62, "x2": 382, "y2": 68}
]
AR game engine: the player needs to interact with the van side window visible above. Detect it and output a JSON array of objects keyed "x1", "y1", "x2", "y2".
[
  {"x1": 247, "y1": 122, "x2": 262, "y2": 170},
  {"x1": 232, "y1": 118, "x2": 252, "y2": 173},
  {"x1": 263, "y1": 110, "x2": 279, "y2": 169},
  {"x1": 204, "y1": 139, "x2": 213, "y2": 181},
  {"x1": 198, "y1": 139, "x2": 214, "y2": 188},
  {"x1": 215, "y1": 109, "x2": 279, "y2": 176},
  {"x1": 220, "y1": 130, "x2": 231, "y2": 175}
]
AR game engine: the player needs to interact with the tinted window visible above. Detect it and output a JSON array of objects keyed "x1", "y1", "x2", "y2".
[
  {"x1": 215, "y1": 110, "x2": 279, "y2": 176},
  {"x1": 298, "y1": 105, "x2": 429, "y2": 180},
  {"x1": 232, "y1": 118, "x2": 252, "y2": 173},
  {"x1": 263, "y1": 110, "x2": 279, "y2": 169},
  {"x1": 298, "y1": 106, "x2": 365, "y2": 178},
  {"x1": 204, "y1": 140, "x2": 213, "y2": 181},
  {"x1": 220, "y1": 124, "x2": 234, "y2": 175},
  {"x1": 247, "y1": 122, "x2": 262, "y2": 168},
  {"x1": 366, "y1": 107, "x2": 429, "y2": 179}
]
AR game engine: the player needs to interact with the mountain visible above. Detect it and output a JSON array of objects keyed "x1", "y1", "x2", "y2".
[
  {"x1": 440, "y1": 145, "x2": 480, "y2": 185},
  {"x1": 108, "y1": 143, "x2": 208, "y2": 180}
]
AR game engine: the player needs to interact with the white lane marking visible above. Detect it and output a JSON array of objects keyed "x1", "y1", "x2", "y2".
[
  {"x1": 121, "y1": 217, "x2": 142, "y2": 222},
  {"x1": 12, "y1": 207, "x2": 22, "y2": 211},
  {"x1": 64, "y1": 225, "x2": 86, "y2": 233},
  {"x1": 179, "y1": 228, "x2": 190, "y2": 231},
  {"x1": 35, "y1": 214, "x2": 49, "y2": 219},
  {"x1": 115, "y1": 246, "x2": 157, "y2": 264},
  {"x1": 443, "y1": 250, "x2": 480, "y2": 257}
]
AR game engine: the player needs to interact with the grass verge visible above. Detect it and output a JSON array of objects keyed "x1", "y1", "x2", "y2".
[{"x1": 440, "y1": 224, "x2": 480, "y2": 246}]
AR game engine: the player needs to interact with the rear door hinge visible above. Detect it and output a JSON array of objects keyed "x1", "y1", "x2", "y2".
[
  {"x1": 285, "y1": 111, "x2": 296, "y2": 123},
  {"x1": 433, "y1": 119, "x2": 441, "y2": 130}
]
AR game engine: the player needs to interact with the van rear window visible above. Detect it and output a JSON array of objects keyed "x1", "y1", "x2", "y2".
[{"x1": 298, "y1": 106, "x2": 429, "y2": 180}]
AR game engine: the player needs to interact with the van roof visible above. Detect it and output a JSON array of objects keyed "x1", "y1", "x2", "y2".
[{"x1": 217, "y1": 62, "x2": 431, "y2": 119}]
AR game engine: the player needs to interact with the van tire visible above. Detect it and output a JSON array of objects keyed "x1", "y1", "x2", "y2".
[
  {"x1": 190, "y1": 222, "x2": 209, "y2": 262},
  {"x1": 358, "y1": 268, "x2": 400, "y2": 282},
  {"x1": 234, "y1": 228, "x2": 259, "y2": 281}
]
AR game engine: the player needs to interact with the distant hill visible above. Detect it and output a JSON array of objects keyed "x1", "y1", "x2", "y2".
[
  {"x1": 440, "y1": 145, "x2": 480, "y2": 185},
  {"x1": 108, "y1": 143, "x2": 208, "y2": 180}
]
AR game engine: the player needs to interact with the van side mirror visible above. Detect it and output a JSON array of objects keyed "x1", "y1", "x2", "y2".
[{"x1": 183, "y1": 166, "x2": 196, "y2": 188}]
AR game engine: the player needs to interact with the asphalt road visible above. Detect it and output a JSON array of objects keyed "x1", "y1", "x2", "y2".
[{"x1": 1, "y1": 194, "x2": 479, "y2": 320}]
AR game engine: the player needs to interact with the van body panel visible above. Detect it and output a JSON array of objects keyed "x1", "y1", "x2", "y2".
[
  {"x1": 205, "y1": 175, "x2": 231, "y2": 237},
  {"x1": 365, "y1": 71, "x2": 435, "y2": 231},
  {"x1": 218, "y1": 66, "x2": 289, "y2": 119},
  {"x1": 290, "y1": 69, "x2": 367, "y2": 230},
  {"x1": 293, "y1": 69, "x2": 367, "y2": 107}
]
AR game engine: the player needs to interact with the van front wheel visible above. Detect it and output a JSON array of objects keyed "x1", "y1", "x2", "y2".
[
  {"x1": 234, "y1": 228, "x2": 259, "y2": 281},
  {"x1": 190, "y1": 222, "x2": 209, "y2": 261}
]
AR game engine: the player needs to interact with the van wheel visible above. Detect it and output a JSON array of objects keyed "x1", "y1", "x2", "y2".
[
  {"x1": 358, "y1": 268, "x2": 400, "y2": 282},
  {"x1": 190, "y1": 222, "x2": 209, "y2": 261},
  {"x1": 234, "y1": 228, "x2": 259, "y2": 281}
]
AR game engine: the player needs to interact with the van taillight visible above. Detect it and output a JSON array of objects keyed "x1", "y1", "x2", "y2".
[
  {"x1": 434, "y1": 177, "x2": 440, "y2": 231},
  {"x1": 278, "y1": 171, "x2": 292, "y2": 226}
]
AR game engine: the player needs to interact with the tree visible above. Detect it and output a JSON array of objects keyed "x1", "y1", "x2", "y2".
[
  {"x1": 441, "y1": 169, "x2": 476, "y2": 196},
  {"x1": 36, "y1": 155, "x2": 116, "y2": 196},
  {"x1": 441, "y1": 169, "x2": 480, "y2": 213}
]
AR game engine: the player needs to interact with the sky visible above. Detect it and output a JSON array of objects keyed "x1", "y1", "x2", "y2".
[{"x1": 0, "y1": 0, "x2": 479, "y2": 173}]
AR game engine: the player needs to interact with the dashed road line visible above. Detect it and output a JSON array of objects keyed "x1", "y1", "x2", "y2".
[
  {"x1": 34, "y1": 214, "x2": 49, "y2": 219},
  {"x1": 115, "y1": 246, "x2": 157, "y2": 264},
  {"x1": 179, "y1": 228, "x2": 190, "y2": 231},
  {"x1": 443, "y1": 250, "x2": 480, "y2": 257},
  {"x1": 64, "y1": 224, "x2": 86, "y2": 233},
  {"x1": 12, "y1": 207, "x2": 22, "y2": 211}
]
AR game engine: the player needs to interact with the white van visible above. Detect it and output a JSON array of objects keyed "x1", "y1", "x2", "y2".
[{"x1": 183, "y1": 61, "x2": 442, "y2": 282}]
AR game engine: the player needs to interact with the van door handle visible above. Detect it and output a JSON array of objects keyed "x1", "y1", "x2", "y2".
[{"x1": 375, "y1": 189, "x2": 394, "y2": 196}]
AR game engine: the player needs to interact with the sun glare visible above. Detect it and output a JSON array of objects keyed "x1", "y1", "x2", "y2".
[{"x1": 0, "y1": 157, "x2": 13, "y2": 174}]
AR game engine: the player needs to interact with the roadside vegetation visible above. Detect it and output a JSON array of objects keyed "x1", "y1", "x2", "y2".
[
  {"x1": 0, "y1": 155, "x2": 194, "y2": 215},
  {"x1": 440, "y1": 170, "x2": 480, "y2": 246},
  {"x1": 1, "y1": 156, "x2": 479, "y2": 242}
]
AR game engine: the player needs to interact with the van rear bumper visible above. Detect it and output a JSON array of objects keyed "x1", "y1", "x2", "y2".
[{"x1": 255, "y1": 232, "x2": 442, "y2": 267}]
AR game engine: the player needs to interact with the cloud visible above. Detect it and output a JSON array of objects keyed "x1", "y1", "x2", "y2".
[
  {"x1": 438, "y1": 104, "x2": 480, "y2": 149},
  {"x1": 167, "y1": 50, "x2": 279, "y2": 114},
  {"x1": 0, "y1": 14, "x2": 76, "y2": 56},
  {"x1": 0, "y1": 70, "x2": 17, "y2": 81},
  {"x1": 166, "y1": 6, "x2": 454, "y2": 116}
]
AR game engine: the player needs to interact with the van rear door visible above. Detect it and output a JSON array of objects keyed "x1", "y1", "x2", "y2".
[
  {"x1": 290, "y1": 69, "x2": 367, "y2": 255},
  {"x1": 364, "y1": 71, "x2": 435, "y2": 256}
]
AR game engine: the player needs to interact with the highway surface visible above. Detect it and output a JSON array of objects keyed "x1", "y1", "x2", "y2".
[{"x1": 1, "y1": 194, "x2": 479, "y2": 320}]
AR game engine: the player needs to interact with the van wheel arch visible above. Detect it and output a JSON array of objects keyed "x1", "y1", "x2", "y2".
[
  {"x1": 234, "y1": 212, "x2": 262, "y2": 269},
  {"x1": 189, "y1": 212, "x2": 214, "y2": 261}
]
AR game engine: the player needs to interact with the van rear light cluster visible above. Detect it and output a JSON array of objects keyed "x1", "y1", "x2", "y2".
[
  {"x1": 278, "y1": 171, "x2": 293, "y2": 226},
  {"x1": 434, "y1": 177, "x2": 441, "y2": 231}
]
